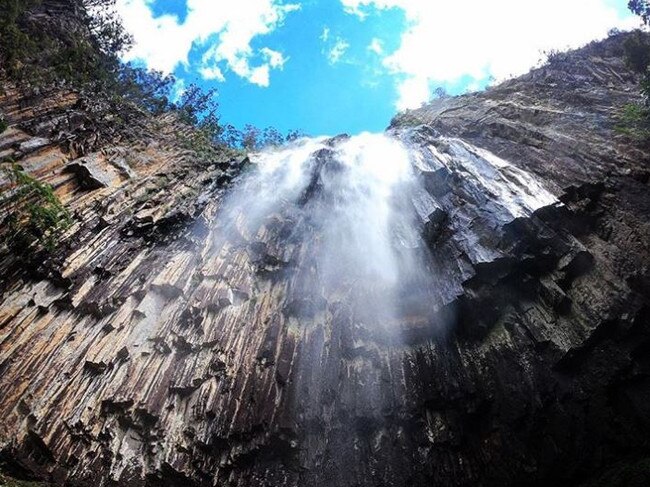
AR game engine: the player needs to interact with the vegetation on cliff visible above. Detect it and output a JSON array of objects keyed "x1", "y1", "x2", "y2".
[
  {"x1": 629, "y1": 0, "x2": 650, "y2": 24},
  {"x1": 0, "y1": 2, "x2": 649, "y2": 487},
  {"x1": 0, "y1": 0, "x2": 131, "y2": 85},
  {"x1": 0, "y1": 0, "x2": 304, "y2": 255},
  {"x1": 615, "y1": 1, "x2": 650, "y2": 140},
  {"x1": 0, "y1": 164, "x2": 71, "y2": 253}
]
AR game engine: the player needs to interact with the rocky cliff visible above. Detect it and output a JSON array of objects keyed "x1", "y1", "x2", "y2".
[{"x1": 1, "y1": 32, "x2": 649, "y2": 487}]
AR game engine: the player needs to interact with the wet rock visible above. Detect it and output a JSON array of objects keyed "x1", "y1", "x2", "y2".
[{"x1": 411, "y1": 188, "x2": 446, "y2": 240}]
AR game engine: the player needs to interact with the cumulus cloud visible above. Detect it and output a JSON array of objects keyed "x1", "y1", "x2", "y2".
[
  {"x1": 341, "y1": 0, "x2": 640, "y2": 110},
  {"x1": 249, "y1": 65, "x2": 271, "y2": 86},
  {"x1": 116, "y1": 0, "x2": 299, "y2": 86}
]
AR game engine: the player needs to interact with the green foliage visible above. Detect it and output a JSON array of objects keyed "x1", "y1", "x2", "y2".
[
  {"x1": 623, "y1": 31, "x2": 650, "y2": 77},
  {"x1": 0, "y1": 0, "x2": 131, "y2": 86},
  {"x1": 0, "y1": 118, "x2": 7, "y2": 134},
  {"x1": 625, "y1": 9, "x2": 650, "y2": 103},
  {"x1": 180, "y1": 127, "x2": 240, "y2": 162},
  {"x1": 285, "y1": 129, "x2": 305, "y2": 143},
  {"x1": 176, "y1": 85, "x2": 219, "y2": 127},
  {"x1": 629, "y1": 0, "x2": 650, "y2": 25},
  {"x1": 115, "y1": 64, "x2": 175, "y2": 114},
  {"x1": 219, "y1": 124, "x2": 244, "y2": 148},
  {"x1": 173, "y1": 86, "x2": 305, "y2": 151},
  {"x1": 615, "y1": 103, "x2": 650, "y2": 140},
  {"x1": 228, "y1": 124, "x2": 306, "y2": 151},
  {"x1": 175, "y1": 84, "x2": 229, "y2": 151},
  {"x1": 0, "y1": 0, "x2": 41, "y2": 78},
  {"x1": 620, "y1": 4, "x2": 650, "y2": 140},
  {"x1": 624, "y1": 30, "x2": 650, "y2": 120},
  {"x1": 388, "y1": 110, "x2": 425, "y2": 129},
  {"x1": 84, "y1": 0, "x2": 133, "y2": 56},
  {"x1": 1, "y1": 164, "x2": 71, "y2": 252},
  {"x1": 241, "y1": 124, "x2": 262, "y2": 150},
  {"x1": 543, "y1": 48, "x2": 570, "y2": 65}
]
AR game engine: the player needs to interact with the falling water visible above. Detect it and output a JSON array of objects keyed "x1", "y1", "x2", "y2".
[
  {"x1": 213, "y1": 133, "x2": 430, "y2": 343},
  {"x1": 196, "y1": 128, "x2": 559, "y2": 481},
  {"x1": 212, "y1": 128, "x2": 556, "y2": 342}
]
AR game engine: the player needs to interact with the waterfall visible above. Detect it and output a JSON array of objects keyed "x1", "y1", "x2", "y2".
[
  {"x1": 211, "y1": 128, "x2": 557, "y2": 342},
  {"x1": 189, "y1": 128, "x2": 560, "y2": 481}
]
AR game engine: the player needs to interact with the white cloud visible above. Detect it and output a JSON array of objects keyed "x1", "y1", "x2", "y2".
[
  {"x1": 368, "y1": 37, "x2": 383, "y2": 55},
  {"x1": 199, "y1": 65, "x2": 226, "y2": 81},
  {"x1": 320, "y1": 26, "x2": 350, "y2": 65},
  {"x1": 327, "y1": 37, "x2": 350, "y2": 64},
  {"x1": 116, "y1": 0, "x2": 299, "y2": 86},
  {"x1": 395, "y1": 76, "x2": 429, "y2": 109},
  {"x1": 250, "y1": 65, "x2": 271, "y2": 86},
  {"x1": 260, "y1": 47, "x2": 288, "y2": 69},
  {"x1": 341, "y1": 0, "x2": 641, "y2": 110}
]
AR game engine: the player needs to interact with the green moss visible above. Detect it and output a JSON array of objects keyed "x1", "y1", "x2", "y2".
[
  {"x1": 0, "y1": 119, "x2": 7, "y2": 134},
  {"x1": 616, "y1": 30, "x2": 650, "y2": 142}
]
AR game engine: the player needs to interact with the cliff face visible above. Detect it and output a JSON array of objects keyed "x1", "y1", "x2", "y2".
[{"x1": 0, "y1": 33, "x2": 649, "y2": 487}]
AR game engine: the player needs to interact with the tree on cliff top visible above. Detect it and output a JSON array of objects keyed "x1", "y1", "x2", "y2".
[
  {"x1": 0, "y1": 0, "x2": 132, "y2": 83},
  {"x1": 626, "y1": 1, "x2": 650, "y2": 85},
  {"x1": 615, "y1": 2, "x2": 650, "y2": 140},
  {"x1": 629, "y1": 1, "x2": 650, "y2": 24}
]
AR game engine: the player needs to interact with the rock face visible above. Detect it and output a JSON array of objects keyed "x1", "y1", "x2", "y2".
[{"x1": 0, "y1": 33, "x2": 649, "y2": 487}]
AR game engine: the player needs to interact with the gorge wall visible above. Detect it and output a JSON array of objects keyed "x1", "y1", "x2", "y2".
[{"x1": 1, "y1": 32, "x2": 649, "y2": 487}]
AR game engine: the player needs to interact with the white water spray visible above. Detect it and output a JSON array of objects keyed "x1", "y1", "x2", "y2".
[{"x1": 212, "y1": 129, "x2": 557, "y2": 337}]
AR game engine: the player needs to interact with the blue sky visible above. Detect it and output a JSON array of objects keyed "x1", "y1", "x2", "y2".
[{"x1": 116, "y1": 0, "x2": 639, "y2": 136}]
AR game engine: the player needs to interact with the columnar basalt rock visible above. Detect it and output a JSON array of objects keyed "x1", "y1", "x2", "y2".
[{"x1": 0, "y1": 33, "x2": 649, "y2": 487}]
